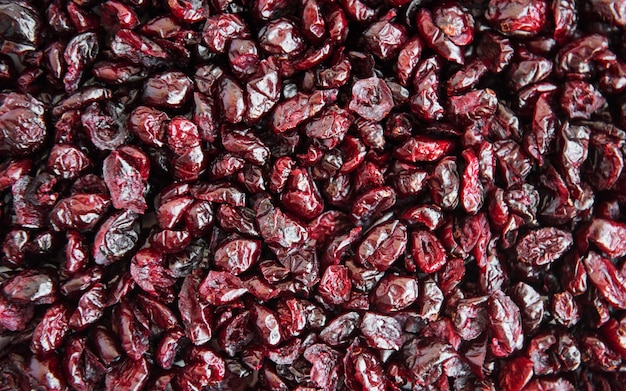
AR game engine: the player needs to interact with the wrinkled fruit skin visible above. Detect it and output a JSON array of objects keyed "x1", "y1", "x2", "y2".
[{"x1": 1, "y1": 1, "x2": 626, "y2": 391}]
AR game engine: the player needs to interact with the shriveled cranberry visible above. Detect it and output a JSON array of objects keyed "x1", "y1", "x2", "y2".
[
  {"x1": 580, "y1": 334, "x2": 622, "y2": 371},
  {"x1": 81, "y1": 102, "x2": 129, "y2": 151},
  {"x1": 477, "y1": 32, "x2": 514, "y2": 73},
  {"x1": 582, "y1": 219, "x2": 626, "y2": 258},
  {"x1": 69, "y1": 282, "x2": 107, "y2": 330},
  {"x1": 178, "y1": 272, "x2": 212, "y2": 345},
  {"x1": 417, "y1": 9, "x2": 465, "y2": 64},
  {"x1": 0, "y1": 158, "x2": 31, "y2": 191},
  {"x1": 280, "y1": 167, "x2": 324, "y2": 221},
  {"x1": 552, "y1": 0, "x2": 578, "y2": 43},
  {"x1": 602, "y1": 314, "x2": 626, "y2": 356},
  {"x1": 244, "y1": 57, "x2": 280, "y2": 124},
  {"x1": 410, "y1": 56, "x2": 445, "y2": 121},
  {"x1": 105, "y1": 356, "x2": 149, "y2": 391},
  {"x1": 130, "y1": 248, "x2": 176, "y2": 300},
  {"x1": 50, "y1": 193, "x2": 111, "y2": 231},
  {"x1": 128, "y1": 106, "x2": 168, "y2": 147},
  {"x1": 485, "y1": 0, "x2": 548, "y2": 36},
  {"x1": 364, "y1": 18, "x2": 407, "y2": 60},
  {"x1": 583, "y1": 252, "x2": 626, "y2": 309},
  {"x1": 304, "y1": 343, "x2": 341, "y2": 389},
  {"x1": 271, "y1": 89, "x2": 337, "y2": 133},
  {"x1": 488, "y1": 290, "x2": 524, "y2": 357},
  {"x1": 259, "y1": 18, "x2": 305, "y2": 57},
  {"x1": 46, "y1": 144, "x2": 92, "y2": 180},
  {"x1": 31, "y1": 303, "x2": 72, "y2": 353},
  {"x1": 555, "y1": 34, "x2": 609, "y2": 76},
  {"x1": 250, "y1": 303, "x2": 282, "y2": 346},
  {"x1": 552, "y1": 291, "x2": 581, "y2": 328},
  {"x1": 509, "y1": 282, "x2": 544, "y2": 335},
  {"x1": 0, "y1": 93, "x2": 47, "y2": 156},
  {"x1": 64, "y1": 32, "x2": 99, "y2": 92},
  {"x1": 434, "y1": 2, "x2": 475, "y2": 46},
  {"x1": 255, "y1": 196, "x2": 309, "y2": 253},
  {"x1": 318, "y1": 265, "x2": 351, "y2": 305},
  {"x1": 357, "y1": 220, "x2": 407, "y2": 271},
  {"x1": 149, "y1": 229, "x2": 191, "y2": 254},
  {"x1": 103, "y1": 145, "x2": 150, "y2": 214},
  {"x1": 395, "y1": 136, "x2": 454, "y2": 163},
  {"x1": 199, "y1": 270, "x2": 247, "y2": 305},
  {"x1": 319, "y1": 312, "x2": 360, "y2": 346},
  {"x1": 143, "y1": 71, "x2": 192, "y2": 109},
  {"x1": 101, "y1": 0, "x2": 140, "y2": 31},
  {"x1": 93, "y1": 210, "x2": 140, "y2": 265},
  {"x1": 403, "y1": 337, "x2": 459, "y2": 387},
  {"x1": 560, "y1": 80, "x2": 606, "y2": 120},
  {"x1": 166, "y1": 0, "x2": 207, "y2": 23},
  {"x1": 516, "y1": 227, "x2": 573, "y2": 266},
  {"x1": 2, "y1": 269, "x2": 57, "y2": 305},
  {"x1": 453, "y1": 296, "x2": 489, "y2": 340},
  {"x1": 411, "y1": 230, "x2": 447, "y2": 273},
  {"x1": 360, "y1": 312, "x2": 402, "y2": 350},
  {"x1": 350, "y1": 186, "x2": 396, "y2": 223},
  {"x1": 214, "y1": 238, "x2": 261, "y2": 275},
  {"x1": 396, "y1": 37, "x2": 423, "y2": 86},
  {"x1": 349, "y1": 77, "x2": 394, "y2": 122},
  {"x1": 373, "y1": 274, "x2": 418, "y2": 312},
  {"x1": 447, "y1": 60, "x2": 489, "y2": 96}
]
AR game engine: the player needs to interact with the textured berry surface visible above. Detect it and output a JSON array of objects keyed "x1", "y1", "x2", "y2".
[{"x1": 1, "y1": 0, "x2": 626, "y2": 390}]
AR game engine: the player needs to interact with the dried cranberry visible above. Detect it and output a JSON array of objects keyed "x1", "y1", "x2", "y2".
[
  {"x1": 2, "y1": 2, "x2": 626, "y2": 389},
  {"x1": 0, "y1": 93, "x2": 47, "y2": 156},
  {"x1": 485, "y1": 0, "x2": 548, "y2": 36},
  {"x1": 103, "y1": 146, "x2": 150, "y2": 213},
  {"x1": 143, "y1": 71, "x2": 193, "y2": 109},
  {"x1": 349, "y1": 77, "x2": 394, "y2": 122}
]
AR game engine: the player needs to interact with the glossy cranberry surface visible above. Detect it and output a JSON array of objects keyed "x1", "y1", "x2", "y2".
[{"x1": 1, "y1": 1, "x2": 626, "y2": 390}]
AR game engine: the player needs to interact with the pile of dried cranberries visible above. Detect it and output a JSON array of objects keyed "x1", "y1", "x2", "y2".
[{"x1": 1, "y1": 0, "x2": 626, "y2": 390}]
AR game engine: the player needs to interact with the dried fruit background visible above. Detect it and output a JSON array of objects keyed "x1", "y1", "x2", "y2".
[{"x1": 1, "y1": 0, "x2": 626, "y2": 390}]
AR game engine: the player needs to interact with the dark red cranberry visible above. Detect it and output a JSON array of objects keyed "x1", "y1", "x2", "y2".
[{"x1": 1, "y1": 1, "x2": 626, "y2": 389}]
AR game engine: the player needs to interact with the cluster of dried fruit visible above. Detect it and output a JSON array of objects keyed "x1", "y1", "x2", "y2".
[{"x1": 1, "y1": 0, "x2": 626, "y2": 390}]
